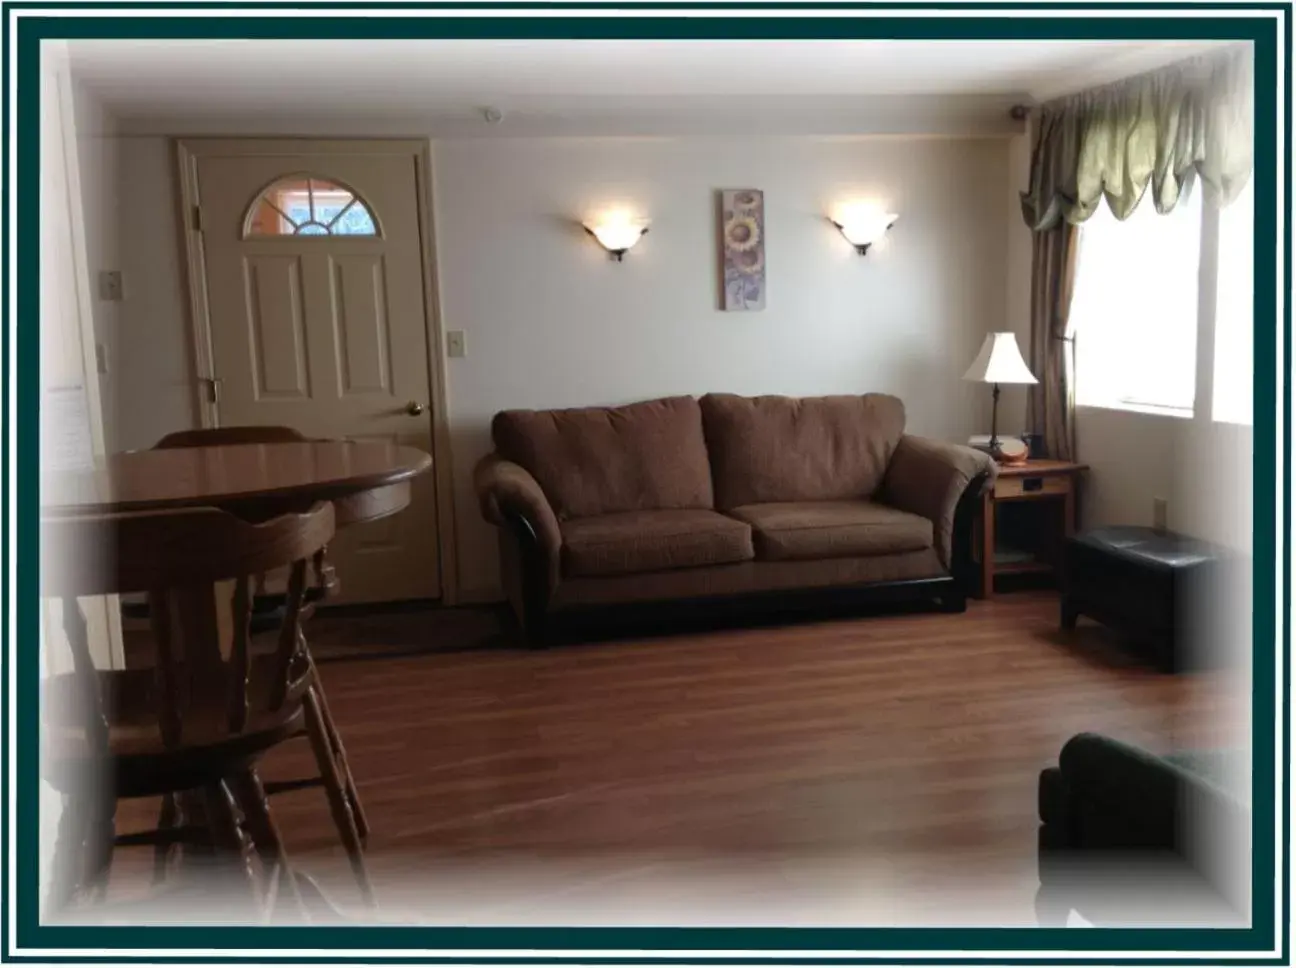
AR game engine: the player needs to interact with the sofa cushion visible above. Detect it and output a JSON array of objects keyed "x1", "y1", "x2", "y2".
[
  {"x1": 700, "y1": 393, "x2": 906, "y2": 509},
  {"x1": 493, "y1": 396, "x2": 714, "y2": 520},
  {"x1": 729, "y1": 500, "x2": 933, "y2": 561},
  {"x1": 561, "y1": 510, "x2": 754, "y2": 578}
]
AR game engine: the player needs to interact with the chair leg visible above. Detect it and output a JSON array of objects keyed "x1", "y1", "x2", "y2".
[
  {"x1": 153, "y1": 793, "x2": 179, "y2": 884},
  {"x1": 307, "y1": 660, "x2": 370, "y2": 843},
  {"x1": 46, "y1": 789, "x2": 94, "y2": 917},
  {"x1": 229, "y1": 768, "x2": 302, "y2": 920},
  {"x1": 87, "y1": 788, "x2": 117, "y2": 902},
  {"x1": 202, "y1": 780, "x2": 259, "y2": 906},
  {"x1": 302, "y1": 686, "x2": 375, "y2": 907},
  {"x1": 1060, "y1": 597, "x2": 1080, "y2": 630},
  {"x1": 1035, "y1": 883, "x2": 1071, "y2": 926}
]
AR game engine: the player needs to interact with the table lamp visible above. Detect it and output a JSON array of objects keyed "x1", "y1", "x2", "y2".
[{"x1": 962, "y1": 332, "x2": 1038, "y2": 462}]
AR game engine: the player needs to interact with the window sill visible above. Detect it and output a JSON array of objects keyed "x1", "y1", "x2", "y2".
[{"x1": 1076, "y1": 401, "x2": 1194, "y2": 420}]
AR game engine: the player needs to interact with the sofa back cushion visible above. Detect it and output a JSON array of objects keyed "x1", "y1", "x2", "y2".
[
  {"x1": 492, "y1": 396, "x2": 714, "y2": 520},
  {"x1": 700, "y1": 392, "x2": 906, "y2": 508}
]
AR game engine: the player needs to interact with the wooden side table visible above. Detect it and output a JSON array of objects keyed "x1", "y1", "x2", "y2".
[{"x1": 977, "y1": 459, "x2": 1088, "y2": 599}]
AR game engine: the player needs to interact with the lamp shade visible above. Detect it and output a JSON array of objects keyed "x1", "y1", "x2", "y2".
[{"x1": 962, "y1": 332, "x2": 1038, "y2": 385}]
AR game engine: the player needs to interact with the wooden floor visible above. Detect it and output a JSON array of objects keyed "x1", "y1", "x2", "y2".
[{"x1": 115, "y1": 590, "x2": 1246, "y2": 926}]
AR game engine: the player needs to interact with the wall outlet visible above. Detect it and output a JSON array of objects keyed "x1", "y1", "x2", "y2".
[
  {"x1": 98, "y1": 270, "x2": 124, "y2": 302},
  {"x1": 95, "y1": 342, "x2": 108, "y2": 375},
  {"x1": 1153, "y1": 497, "x2": 1168, "y2": 533},
  {"x1": 446, "y1": 331, "x2": 466, "y2": 359}
]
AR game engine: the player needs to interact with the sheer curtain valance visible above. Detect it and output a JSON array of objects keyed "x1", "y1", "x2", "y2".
[{"x1": 1021, "y1": 45, "x2": 1254, "y2": 230}]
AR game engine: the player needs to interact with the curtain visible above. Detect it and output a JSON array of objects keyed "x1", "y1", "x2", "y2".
[
  {"x1": 1021, "y1": 44, "x2": 1254, "y2": 230},
  {"x1": 1026, "y1": 223, "x2": 1079, "y2": 461},
  {"x1": 1018, "y1": 45, "x2": 1253, "y2": 462}
]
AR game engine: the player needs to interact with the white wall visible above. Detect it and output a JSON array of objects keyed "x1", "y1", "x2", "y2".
[
  {"x1": 434, "y1": 136, "x2": 1010, "y2": 596},
  {"x1": 41, "y1": 45, "x2": 121, "y2": 915},
  {"x1": 97, "y1": 135, "x2": 198, "y2": 452},
  {"x1": 1074, "y1": 407, "x2": 1250, "y2": 551},
  {"x1": 71, "y1": 83, "x2": 121, "y2": 451},
  {"x1": 1074, "y1": 406, "x2": 1179, "y2": 529},
  {"x1": 103, "y1": 130, "x2": 1012, "y2": 600}
]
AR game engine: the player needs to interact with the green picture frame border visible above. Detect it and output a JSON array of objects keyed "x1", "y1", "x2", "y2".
[{"x1": 6, "y1": 5, "x2": 1287, "y2": 961}]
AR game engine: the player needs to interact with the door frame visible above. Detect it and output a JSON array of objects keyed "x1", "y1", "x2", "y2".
[{"x1": 173, "y1": 137, "x2": 459, "y2": 604}]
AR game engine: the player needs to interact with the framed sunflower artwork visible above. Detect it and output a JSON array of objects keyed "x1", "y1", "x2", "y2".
[{"x1": 719, "y1": 189, "x2": 766, "y2": 311}]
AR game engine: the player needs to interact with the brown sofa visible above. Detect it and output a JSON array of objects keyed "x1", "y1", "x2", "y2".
[{"x1": 474, "y1": 393, "x2": 996, "y2": 644}]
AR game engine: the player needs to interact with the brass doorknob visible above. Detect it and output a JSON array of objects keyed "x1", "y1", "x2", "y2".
[{"x1": 406, "y1": 401, "x2": 426, "y2": 416}]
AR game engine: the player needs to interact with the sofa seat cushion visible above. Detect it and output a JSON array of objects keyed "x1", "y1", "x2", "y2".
[
  {"x1": 729, "y1": 500, "x2": 933, "y2": 561},
  {"x1": 561, "y1": 510, "x2": 754, "y2": 578}
]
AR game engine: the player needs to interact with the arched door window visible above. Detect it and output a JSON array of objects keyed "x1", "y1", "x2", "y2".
[{"x1": 244, "y1": 175, "x2": 379, "y2": 237}]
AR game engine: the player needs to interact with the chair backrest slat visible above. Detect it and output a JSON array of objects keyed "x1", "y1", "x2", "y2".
[
  {"x1": 152, "y1": 426, "x2": 336, "y2": 600},
  {"x1": 153, "y1": 425, "x2": 309, "y2": 450},
  {"x1": 227, "y1": 575, "x2": 252, "y2": 733}
]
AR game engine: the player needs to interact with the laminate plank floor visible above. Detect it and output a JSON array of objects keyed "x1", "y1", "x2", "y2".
[{"x1": 111, "y1": 591, "x2": 1249, "y2": 927}]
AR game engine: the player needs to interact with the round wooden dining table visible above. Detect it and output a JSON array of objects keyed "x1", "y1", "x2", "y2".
[{"x1": 42, "y1": 439, "x2": 433, "y2": 524}]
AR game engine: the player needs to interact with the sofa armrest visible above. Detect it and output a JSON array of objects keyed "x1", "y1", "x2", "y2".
[
  {"x1": 881, "y1": 435, "x2": 997, "y2": 570},
  {"x1": 473, "y1": 453, "x2": 562, "y2": 590}
]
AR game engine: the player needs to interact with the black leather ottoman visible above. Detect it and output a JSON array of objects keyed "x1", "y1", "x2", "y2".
[{"x1": 1061, "y1": 526, "x2": 1222, "y2": 672}]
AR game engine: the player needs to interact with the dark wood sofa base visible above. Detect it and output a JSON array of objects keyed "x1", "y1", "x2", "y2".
[
  {"x1": 520, "y1": 577, "x2": 962, "y2": 649},
  {"x1": 503, "y1": 471, "x2": 989, "y2": 650}
]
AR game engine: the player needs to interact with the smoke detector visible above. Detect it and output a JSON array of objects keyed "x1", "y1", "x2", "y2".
[{"x1": 482, "y1": 106, "x2": 504, "y2": 124}]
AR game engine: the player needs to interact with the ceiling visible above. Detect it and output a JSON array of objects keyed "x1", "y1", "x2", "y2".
[{"x1": 68, "y1": 39, "x2": 1226, "y2": 136}]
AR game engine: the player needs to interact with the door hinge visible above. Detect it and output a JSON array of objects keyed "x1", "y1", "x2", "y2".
[
  {"x1": 202, "y1": 377, "x2": 222, "y2": 404},
  {"x1": 191, "y1": 205, "x2": 204, "y2": 232}
]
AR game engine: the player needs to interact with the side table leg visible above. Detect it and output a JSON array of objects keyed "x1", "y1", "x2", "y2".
[{"x1": 981, "y1": 490, "x2": 995, "y2": 600}]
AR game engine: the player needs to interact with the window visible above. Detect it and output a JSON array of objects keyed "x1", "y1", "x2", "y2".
[
  {"x1": 1070, "y1": 188, "x2": 1203, "y2": 415},
  {"x1": 1213, "y1": 178, "x2": 1254, "y2": 425},
  {"x1": 244, "y1": 176, "x2": 378, "y2": 237}
]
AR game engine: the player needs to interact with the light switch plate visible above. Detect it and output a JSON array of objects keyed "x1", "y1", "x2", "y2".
[
  {"x1": 447, "y1": 331, "x2": 466, "y2": 358},
  {"x1": 98, "y1": 270, "x2": 124, "y2": 302},
  {"x1": 1153, "y1": 497, "x2": 1168, "y2": 532}
]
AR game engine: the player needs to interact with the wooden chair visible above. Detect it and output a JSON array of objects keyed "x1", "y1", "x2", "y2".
[
  {"x1": 152, "y1": 426, "x2": 339, "y2": 608},
  {"x1": 147, "y1": 427, "x2": 371, "y2": 873},
  {"x1": 40, "y1": 502, "x2": 363, "y2": 919}
]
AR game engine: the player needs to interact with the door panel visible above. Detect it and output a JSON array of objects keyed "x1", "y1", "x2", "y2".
[
  {"x1": 245, "y1": 255, "x2": 311, "y2": 399},
  {"x1": 195, "y1": 147, "x2": 440, "y2": 603},
  {"x1": 329, "y1": 254, "x2": 393, "y2": 395}
]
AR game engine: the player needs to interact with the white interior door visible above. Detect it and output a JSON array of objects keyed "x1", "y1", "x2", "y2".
[{"x1": 187, "y1": 141, "x2": 441, "y2": 603}]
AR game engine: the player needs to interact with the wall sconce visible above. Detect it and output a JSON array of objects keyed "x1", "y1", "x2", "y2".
[
  {"x1": 829, "y1": 209, "x2": 898, "y2": 256},
  {"x1": 583, "y1": 216, "x2": 650, "y2": 262}
]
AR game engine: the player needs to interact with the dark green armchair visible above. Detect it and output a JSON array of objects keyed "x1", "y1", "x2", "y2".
[{"x1": 1036, "y1": 733, "x2": 1250, "y2": 926}]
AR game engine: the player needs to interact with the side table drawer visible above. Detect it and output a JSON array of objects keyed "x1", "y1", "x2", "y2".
[{"x1": 995, "y1": 474, "x2": 1071, "y2": 500}]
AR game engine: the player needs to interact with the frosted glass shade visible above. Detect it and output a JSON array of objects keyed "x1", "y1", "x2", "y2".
[
  {"x1": 835, "y1": 212, "x2": 898, "y2": 247},
  {"x1": 584, "y1": 218, "x2": 649, "y2": 255},
  {"x1": 962, "y1": 332, "x2": 1038, "y2": 385}
]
